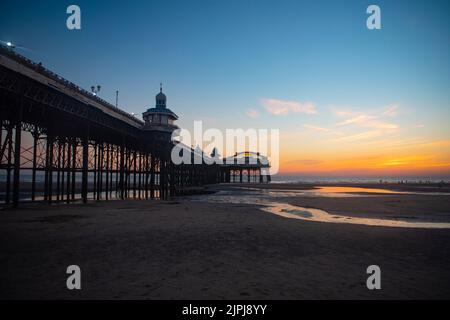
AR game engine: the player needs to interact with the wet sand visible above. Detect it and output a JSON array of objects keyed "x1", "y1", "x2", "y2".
[
  {"x1": 286, "y1": 194, "x2": 450, "y2": 221},
  {"x1": 0, "y1": 184, "x2": 450, "y2": 299}
]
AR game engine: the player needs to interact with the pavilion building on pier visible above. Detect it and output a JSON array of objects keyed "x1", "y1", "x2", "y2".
[{"x1": 220, "y1": 151, "x2": 271, "y2": 183}]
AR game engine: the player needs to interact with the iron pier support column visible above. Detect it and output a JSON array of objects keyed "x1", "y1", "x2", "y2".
[
  {"x1": 5, "y1": 122, "x2": 13, "y2": 204},
  {"x1": 12, "y1": 102, "x2": 23, "y2": 207},
  {"x1": 81, "y1": 128, "x2": 89, "y2": 203},
  {"x1": 119, "y1": 141, "x2": 125, "y2": 200},
  {"x1": 31, "y1": 129, "x2": 38, "y2": 201}
]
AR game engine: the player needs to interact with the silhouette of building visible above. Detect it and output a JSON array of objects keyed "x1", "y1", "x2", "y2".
[
  {"x1": 142, "y1": 84, "x2": 178, "y2": 134},
  {"x1": 221, "y1": 151, "x2": 271, "y2": 183}
]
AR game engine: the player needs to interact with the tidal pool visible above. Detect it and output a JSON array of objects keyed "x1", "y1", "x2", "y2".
[
  {"x1": 187, "y1": 187, "x2": 450, "y2": 229},
  {"x1": 261, "y1": 202, "x2": 450, "y2": 229}
]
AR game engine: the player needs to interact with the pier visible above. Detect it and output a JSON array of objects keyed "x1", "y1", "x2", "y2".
[{"x1": 0, "y1": 46, "x2": 270, "y2": 207}]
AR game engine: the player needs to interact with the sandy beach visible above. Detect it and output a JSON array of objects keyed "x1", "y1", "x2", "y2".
[{"x1": 1, "y1": 183, "x2": 450, "y2": 299}]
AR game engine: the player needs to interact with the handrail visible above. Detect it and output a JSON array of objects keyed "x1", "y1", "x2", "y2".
[{"x1": 0, "y1": 45, "x2": 143, "y2": 126}]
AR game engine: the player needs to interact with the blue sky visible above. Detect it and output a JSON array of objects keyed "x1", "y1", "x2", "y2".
[{"x1": 1, "y1": 0, "x2": 449, "y2": 174}]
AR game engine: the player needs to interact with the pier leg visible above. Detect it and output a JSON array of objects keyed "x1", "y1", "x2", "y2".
[
  {"x1": 12, "y1": 116, "x2": 22, "y2": 207},
  {"x1": 119, "y1": 143, "x2": 125, "y2": 200},
  {"x1": 150, "y1": 156, "x2": 155, "y2": 199},
  {"x1": 109, "y1": 145, "x2": 114, "y2": 199},
  {"x1": 117, "y1": 147, "x2": 120, "y2": 197},
  {"x1": 31, "y1": 130, "x2": 38, "y2": 201},
  {"x1": 82, "y1": 136, "x2": 89, "y2": 203},
  {"x1": 5, "y1": 123, "x2": 13, "y2": 204},
  {"x1": 93, "y1": 143, "x2": 97, "y2": 200},
  {"x1": 56, "y1": 140, "x2": 61, "y2": 202},
  {"x1": 71, "y1": 139, "x2": 76, "y2": 200},
  {"x1": 105, "y1": 144, "x2": 109, "y2": 200},
  {"x1": 144, "y1": 154, "x2": 149, "y2": 199},
  {"x1": 47, "y1": 135, "x2": 54, "y2": 205},
  {"x1": 138, "y1": 152, "x2": 142, "y2": 199},
  {"x1": 66, "y1": 139, "x2": 71, "y2": 203},
  {"x1": 61, "y1": 141, "x2": 66, "y2": 201}
]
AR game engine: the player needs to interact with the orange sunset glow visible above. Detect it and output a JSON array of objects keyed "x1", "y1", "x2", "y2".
[{"x1": 275, "y1": 110, "x2": 450, "y2": 176}]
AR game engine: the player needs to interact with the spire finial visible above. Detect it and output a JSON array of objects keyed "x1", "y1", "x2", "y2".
[{"x1": 160, "y1": 82, "x2": 162, "y2": 93}]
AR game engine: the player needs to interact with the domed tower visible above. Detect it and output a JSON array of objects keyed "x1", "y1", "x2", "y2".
[{"x1": 142, "y1": 84, "x2": 179, "y2": 134}]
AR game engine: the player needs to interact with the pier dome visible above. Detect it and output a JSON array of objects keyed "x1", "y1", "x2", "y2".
[
  {"x1": 155, "y1": 85, "x2": 167, "y2": 107},
  {"x1": 142, "y1": 85, "x2": 178, "y2": 133}
]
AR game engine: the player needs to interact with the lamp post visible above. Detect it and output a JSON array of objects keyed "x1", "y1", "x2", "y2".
[{"x1": 90, "y1": 85, "x2": 101, "y2": 96}]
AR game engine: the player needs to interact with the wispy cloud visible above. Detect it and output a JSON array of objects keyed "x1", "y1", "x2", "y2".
[
  {"x1": 246, "y1": 108, "x2": 260, "y2": 118},
  {"x1": 304, "y1": 124, "x2": 330, "y2": 132},
  {"x1": 286, "y1": 159, "x2": 323, "y2": 166},
  {"x1": 261, "y1": 98, "x2": 316, "y2": 115},
  {"x1": 330, "y1": 130, "x2": 385, "y2": 142},
  {"x1": 334, "y1": 110, "x2": 353, "y2": 117},
  {"x1": 334, "y1": 106, "x2": 399, "y2": 130},
  {"x1": 383, "y1": 104, "x2": 399, "y2": 117},
  {"x1": 336, "y1": 114, "x2": 398, "y2": 129}
]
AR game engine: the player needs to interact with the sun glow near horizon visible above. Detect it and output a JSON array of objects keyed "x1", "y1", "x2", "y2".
[
  {"x1": 271, "y1": 103, "x2": 450, "y2": 176},
  {"x1": 277, "y1": 138, "x2": 450, "y2": 176}
]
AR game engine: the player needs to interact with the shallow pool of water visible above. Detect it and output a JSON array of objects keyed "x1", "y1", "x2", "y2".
[
  {"x1": 187, "y1": 188, "x2": 450, "y2": 229},
  {"x1": 262, "y1": 202, "x2": 450, "y2": 229},
  {"x1": 314, "y1": 186, "x2": 407, "y2": 194}
]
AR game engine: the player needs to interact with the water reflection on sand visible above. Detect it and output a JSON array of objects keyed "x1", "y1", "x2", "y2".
[
  {"x1": 314, "y1": 186, "x2": 406, "y2": 194},
  {"x1": 188, "y1": 187, "x2": 450, "y2": 229},
  {"x1": 262, "y1": 203, "x2": 450, "y2": 229},
  {"x1": 249, "y1": 186, "x2": 450, "y2": 197}
]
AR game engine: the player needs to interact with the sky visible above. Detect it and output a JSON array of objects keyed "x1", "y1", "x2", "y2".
[{"x1": 1, "y1": 0, "x2": 449, "y2": 177}]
